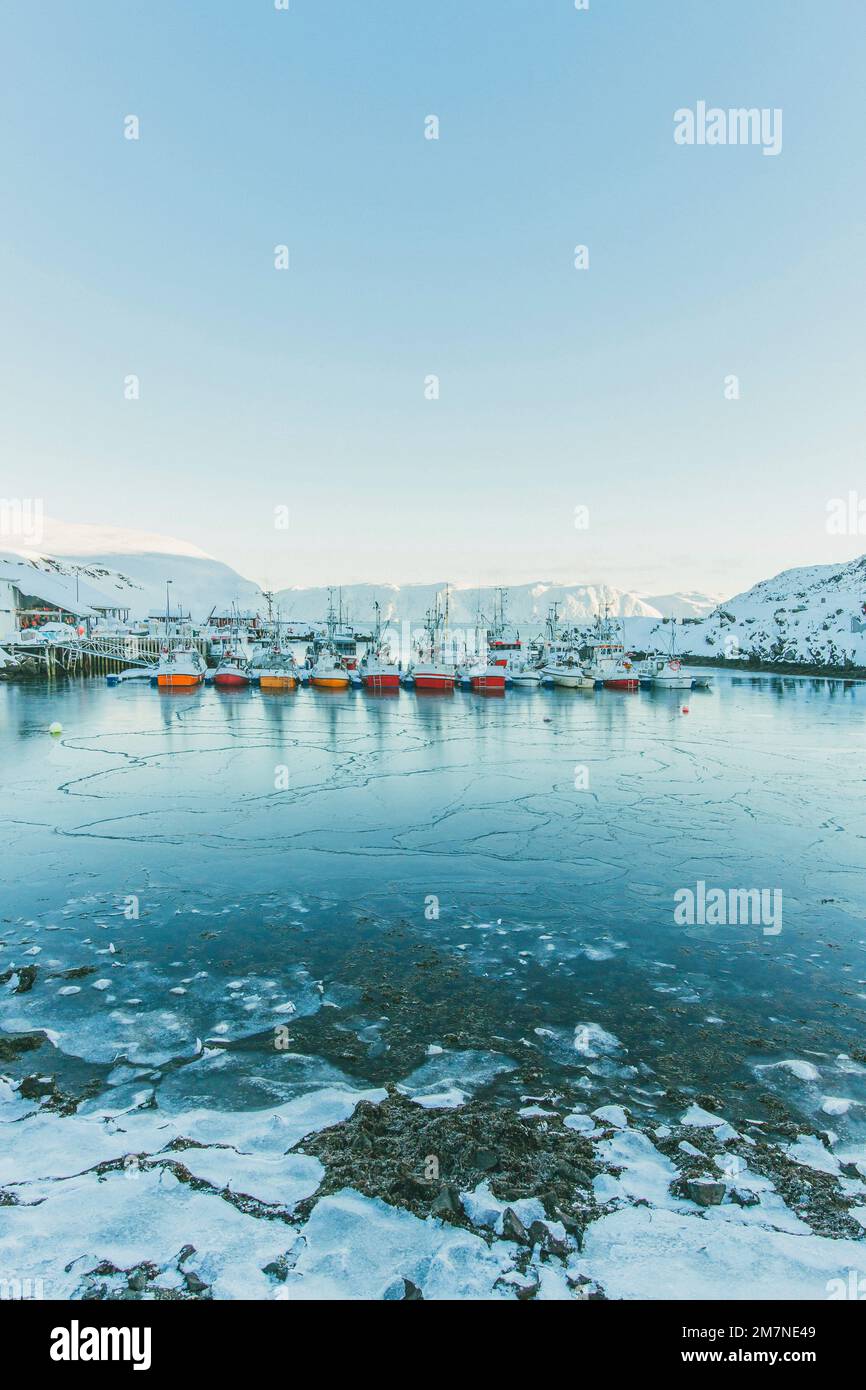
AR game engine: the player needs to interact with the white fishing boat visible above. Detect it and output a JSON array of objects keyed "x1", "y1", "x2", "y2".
[
  {"x1": 538, "y1": 604, "x2": 593, "y2": 687},
  {"x1": 248, "y1": 600, "x2": 300, "y2": 689},
  {"x1": 650, "y1": 621, "x2": 693, "y2": 689},
  {"x1": 543, "y1": 659, "x2": 594, "y2": 689},
  {"x1": 505, "y1": 660, "x2": 540, "y2": 687}
]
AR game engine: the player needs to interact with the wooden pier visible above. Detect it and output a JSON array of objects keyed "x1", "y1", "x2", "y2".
[{"x1": 8, "y1": 634, "x2": 211, "y2": 679}]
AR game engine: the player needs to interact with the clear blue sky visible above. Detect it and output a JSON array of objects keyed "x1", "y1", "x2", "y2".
[{"x1": 1, "y1": 1, "x2": 864, "y2": 597}]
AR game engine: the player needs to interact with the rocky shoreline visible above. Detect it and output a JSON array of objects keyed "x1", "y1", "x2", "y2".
[{"x1": 3, "y1": 1044, "x2": 864, "y2": 1301}]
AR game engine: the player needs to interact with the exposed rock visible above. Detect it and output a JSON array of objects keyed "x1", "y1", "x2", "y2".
[
  {"x1": 430, "y1": 1185, "x2": 461, "y2": 1217},
  {"x1": 501, "y1": 1207, "x2": 529, "y2": 1243},
  {"x1": 528, "y1": 1219, "x2": 569, "y2": 1258},
  {"x1": 686, "y1": 1178, "x2": 726, "y2": 1207}
]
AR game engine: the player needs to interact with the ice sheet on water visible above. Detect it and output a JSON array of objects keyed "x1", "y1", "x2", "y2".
[
  {"x1": 593, "y1": 1128, "x2": 680, "y2": 1209},
  {"x1": 0, "y1": 1107, "x2": 177, "y2": 1186},
  {"x1": 155, "y1": 1046, "x2": 365, "y2": 1111},
  {"x1": 758, "y1": 1058, "x2": 821, "y2": 1082},
  {"x1": 167, "y1": 1085, "x2": 388, "y2": 1153},
  {"x1": 0, "y1": 1076, "x2": 38, "y2": 1124},
  {"x1": 785, "y1": 1134, "x2": 841, "y2": 1176},
  {"x1": 575, "y1": 1205, "x2": 866, "y2": 1301},
  {"x1": 278, "y1": 1188, "x2": 519, "y2": 1300},
  {"x1": 0, "y1": 1166, "x2": 290, "y2": 1300},
  {"x1": 0, "y1": 1086, "x2": 385, "y2": 1189},
  {"x1": 680, "y1": 1103, "x2": 739, "y2": 1143},
  {"x1": 396, "y1": 1050, "x2": 518, "y2": 1109},
  {"x1": 172, "y1": 1147, "x2": 324, "y2": 1209}
]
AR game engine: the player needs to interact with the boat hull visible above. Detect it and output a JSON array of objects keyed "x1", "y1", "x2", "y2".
[
  {"x1": 214, "y1": 673, "x2": 250, "y2": 688},
  {"x1": 652, "y1": 675, "x2": 692, "y2": 690},
  {"x1": 259, "y1": 675, "x2": 297, "y2": 690},
  {"x1": 545, "y1": 666, "x2": 594, "y2": 688},
  {"x1": 604, "y1": 678, "x2": 639, "y2": 690},
  {"x1": 470, "y1": 673, "x2": 506, "y2": 691},
  {"x1": 362, "y1": 672, "x2": 401, "y2": 690},
  {"x1": 414, "y1": 675, "x2": 455, "y2": 691},
  {"x1": 157, "y1": 673, "x2": 202, "y2": 688},
  {"x1": 311, "y1": 675, "x2": 350, "y2": 689}
]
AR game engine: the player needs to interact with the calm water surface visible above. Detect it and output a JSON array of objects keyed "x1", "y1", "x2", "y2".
[{"x1": 2, "y1": 673, "x2": 865, "y2": 1135}]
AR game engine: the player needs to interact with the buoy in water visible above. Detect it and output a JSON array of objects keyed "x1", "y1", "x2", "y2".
[
  {"x1": 681, "y1": 707, "x2": 689, "y2": 714},
  {"x1": 49, "y1": 721, "x2": 63, "y2": 735}
]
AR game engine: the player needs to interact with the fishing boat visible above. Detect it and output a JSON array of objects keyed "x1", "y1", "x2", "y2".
[
  {"x1": 360, "y1": 601, "x2": 401, "y2": 690},
  {"x1": 213, "y1": 654, "x2": 252, "y2": 688},
  {"x1": 650, "y1": 621, "x2": 693, "y2": 689},
  {"x1": 463, "y1": 661, "x2": 507, "y2": 692},
  {"x1": 310, "y1": 645, "x2": 350, "y2": 689},
  {"x1": 411, "y1": 591, "x2": 457, "y2": 691},
  {"x1": 309, "y1": 593, "x2": 351, "y2": 688},
  {"x1": 487, "y1": 588, "x2": 521, "y2": 656},
  {"x1": 543, "y1": 658, "x2": 594, "y2": 689},
  {"x1": 155, "y1": 585, "x2": 206, "y2": 687},
  {"x1": 538, "y1": 604, "x2": 593, "y2": 688},
  {"x1": 585, "y1": 610, "x2": 639, "y2": 690},
  {"x1": 212, "y1": 604, "x2": 253, "y2": 687},
  {"x1": 507, "y1": 660, "x2": 541, "y2": 687},
  {"x1": 309, "y1": 588, "x2": 358, "y2": 670},
  {"x1": 255, "y1": 651, "x2": 299, "y2": 690},
  {"x1": 457, "y1": 602, "x2": 507, "y2": 691},
  {"x1": 157, "y1": 644, "x2": 206, "y2": 688},
  {"x1": 248, "y1": 601, "x2": 300, "y2": 689}
]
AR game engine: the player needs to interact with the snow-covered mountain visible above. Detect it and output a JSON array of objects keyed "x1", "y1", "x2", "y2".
[
  {"x1": 680, "y1": 556, "x2": 866, "y2": 667},
  {"x1": 623, "y1": 556, "x2": 866, "y2": 669},
  {"x1": 3, "y1": 520, "x2": 264, "y2": 622},
  {"x1": 273, "y1": 582, "x2": 687, "y2": 627}
]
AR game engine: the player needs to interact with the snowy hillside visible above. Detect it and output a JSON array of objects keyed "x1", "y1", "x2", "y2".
[
  {"x1": 627, "y1": 556, "x2": 866, "y2": 669},
  {"x1": 57, "y1": 551, "x2": 265, "y2": 621},
  {"x1": 4, "y1": 521, "x2": 264, "y2": 622}
]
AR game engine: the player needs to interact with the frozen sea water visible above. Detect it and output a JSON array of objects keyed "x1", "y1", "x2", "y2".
[{"x1": 2, "y1": 672, "x2": 866, "y2": 1297}]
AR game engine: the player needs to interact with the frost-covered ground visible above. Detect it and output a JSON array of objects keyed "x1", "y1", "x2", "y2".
[{"x1": 1, "y1": 675, "x2": 865, "y2": 1299}]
